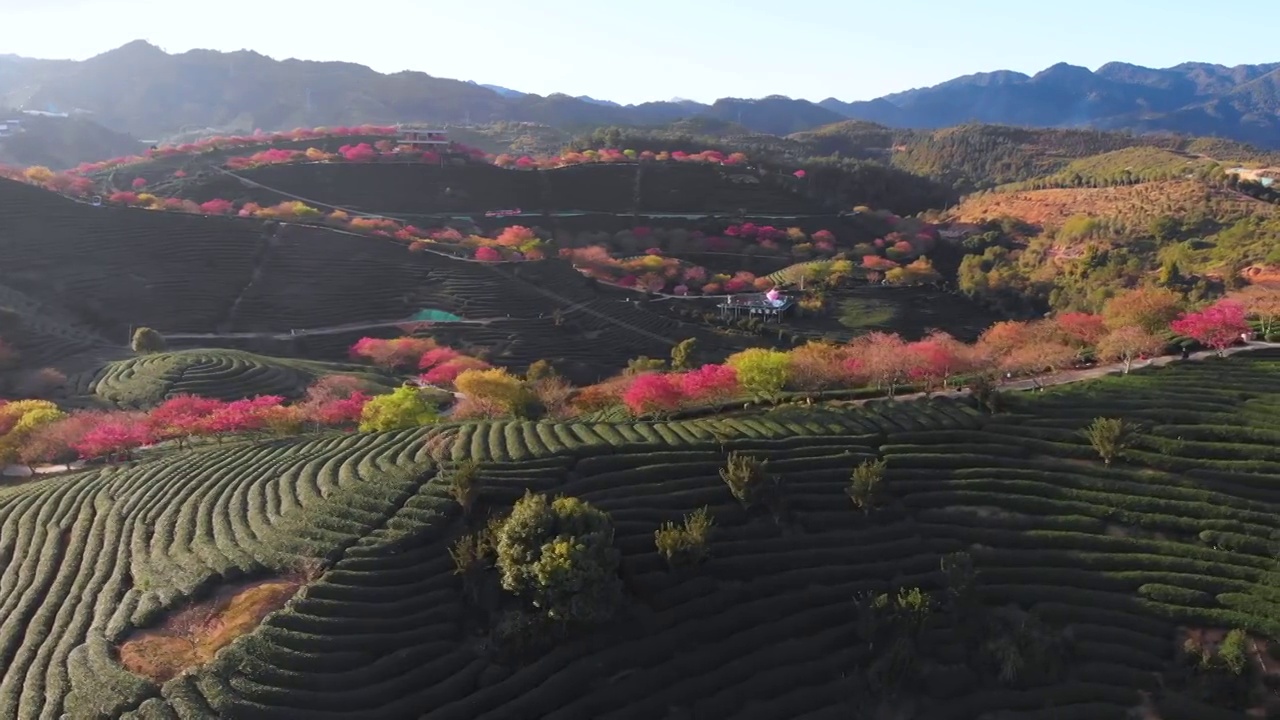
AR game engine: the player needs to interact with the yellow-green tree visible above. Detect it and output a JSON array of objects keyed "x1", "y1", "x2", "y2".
[
  {"x1": 885, "y1": 257, "x2": 941, "y2": 286},
  {"x1": 495, "y1": 491, "x2": 621, "y2": 625},
  {"x1": 455, "y1": 368, "x2": 535, "y2": 417},
  {"x1": 358, "y1": 387, "x2": 439, "y2": 432},
  {"x1": 0, "y1": 400, "x2": 66, "y2": 463},
  {"x1": 726, "y1": 348, "x2": 792, "y2": 397}
]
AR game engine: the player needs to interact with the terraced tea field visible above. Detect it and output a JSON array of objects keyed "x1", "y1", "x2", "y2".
[
  {"x1": 4, "y1": 351, "x2": 1280, "y2": 718},
  {"x1": 64, "y1": 349, "x2": 398, "y2": 409},
  {"x1": 0, "y1": 178, "x2": 744, "y2": 382},
  {"x1": 170, "y1": 162, "x2": 824, "y2": 217}
]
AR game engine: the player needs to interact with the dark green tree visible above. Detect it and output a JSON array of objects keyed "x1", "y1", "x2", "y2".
[
  {"x1": 495, "y1": 491, "x2": 622, "y2": 626},
  {"x1": 130, "y1": 327, "x2": 167, "y2": 354}
]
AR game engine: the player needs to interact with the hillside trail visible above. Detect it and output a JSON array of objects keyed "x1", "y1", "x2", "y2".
[
  {"x1": 7, "y1": 341, "x2": 1280, "y2": 480},
  {"x1": 162, "y1": 316, "x2": 502, "y2": 340}
]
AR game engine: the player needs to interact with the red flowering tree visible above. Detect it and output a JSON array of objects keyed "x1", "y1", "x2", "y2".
[
  {"x1": 496, "y1": 226, "x2": 537, "y2": 247},
  {"x1": 339, "y1": 143, "x2": 377, "y2": 162},
  {"x1": 18, "y1": 411, "x2": 105, "y2": 466},
  {"x1": 204, "y1": 396, "x2": 287, "y2": 440},
  {"x1": 1171, "y1": 299, "x2": 1250, "y2": 355},
  {"x1": 304, "y1": 392, "x2": 369, "y2": 427},
  {"x1": 422, "y1": 356, "x2": 491, "y2": 387},
  {"x1": 198, "y1": 198, "x2": 235, "y2": 215},
  {"x1": 622, "y1": 373, "x2": 683, "y2": 415},
  {"x1": 148, "y1": 395, "x2": 227, "y2": 449},
  {"x1": 74, "y1": 412, "x2": 153, "y2": 461},
  {"x1": 976, "y1": 320, "x2": 1051, "y2": 361},
  {"x1": 862, "y1": 255, "x2": 898, "y2": 272},
  {"x1": 419, "y1": 347, "x2": 462, "y2": 373},
  {"x1": 907, "y1": 332, "x2": 976, "y2": 391},
  {"x1": 291, "y1": 376, "x2": 371, "y2": 428},
  {"x1": 1053, "y1": 312, "x2": 1108, "y2": 356},
  {"x1": 131, "y1": 177, "x2": 147, "y2": 190},
  {"x1": 475, "y1": 247, "x2": 502, "y2": 262},
  {"x1": 786, "y1": 342, "x2": 859, "y2": 391},
  {"x1": 351, "y1": 337, "x2": 439, "y2": 371},
  {"x1": 678, "y1": 364, "x2": 739, "y2": 403},
  {"x1": 851, "y1": 332, "x2": 921, "y2": 397}
]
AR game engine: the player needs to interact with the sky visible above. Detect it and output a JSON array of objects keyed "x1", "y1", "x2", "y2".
[{"x1": 0, "y1": 0, "x2": 1274, "y2": 105}]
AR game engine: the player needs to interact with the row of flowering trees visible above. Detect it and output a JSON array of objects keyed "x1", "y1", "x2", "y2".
[
  {"x1": 495, "y1": 148, "x2": 749, "y2": 170},
  {"x1": 0, "y1": 376, "x2": 372, "y2": 467},
  {"x1": 350, "y1": 336, "x2": 494, "y2": 386},
  {"x1": 67, "y1": 126, "x2": 400, "y2": 176},
  {"x1": 343, "y1": 288, "x2": 1250, "y2": 424},
  {"x1": 219, "y1": 144, "x2": 748, "y2": 174},
  {"x1": 1, "y1": 289, "x2": 1264, "y2": 466},
  {"x1": 347, "y1": 336, "x2": 572, "y2": 421},
  {"x1": 222, "y1": 140, "x2": 487, "y2": 170},
  {"x1": 563, "y1": 288, "x2": 1263, "y2": 418}
]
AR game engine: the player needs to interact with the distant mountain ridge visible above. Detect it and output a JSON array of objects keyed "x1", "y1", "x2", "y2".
[
  {"x1": 0, "y1": 41, "x2": 1277, "y2": 147},
  {"x1": 819, "y1": 61, "x2": 1280, "y2": 147}
]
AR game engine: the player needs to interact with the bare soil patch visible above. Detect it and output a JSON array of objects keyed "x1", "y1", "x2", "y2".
[{"x1": 117, "y1": 575, "x2": 304, "y2": 683}]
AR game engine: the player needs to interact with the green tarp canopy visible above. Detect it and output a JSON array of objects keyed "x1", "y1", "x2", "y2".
[{"x1": 410, "y1": 308, "x2": 463, "y2": 322}]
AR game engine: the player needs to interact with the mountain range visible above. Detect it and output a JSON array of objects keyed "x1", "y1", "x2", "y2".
[{"x1": 0, "y1": 41, "x2": 1277, "y2": 147}]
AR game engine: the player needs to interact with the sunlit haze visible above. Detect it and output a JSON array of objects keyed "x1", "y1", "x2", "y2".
[{"x1": 1, "y1": 0, "x2": 1273, "y2": 105}]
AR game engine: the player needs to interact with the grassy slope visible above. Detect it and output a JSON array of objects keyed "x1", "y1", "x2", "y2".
[
  {"x1": 950, "y1": 180, "x2": 1277, "y2": 229},
  {"x1": 3, "y1": 352, "x2": 1280, "y2": 716}
]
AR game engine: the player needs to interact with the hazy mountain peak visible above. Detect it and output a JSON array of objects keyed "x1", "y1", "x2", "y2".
[
  {"x1": 1032, "y1": 62, "x2": 1094, "y2": 82},
  {"x1": 474, "y1": 82, "x2": 526, "y2": 98},
  {"x1": 91, "y1": 39, "x2": 165, "y2": 60},
  {"x1": 576, "y1": 96, "x2": 621, "y2": 108},
  {"x1": 5, "y1": 41, "x2": 1279, "y2": 148}
]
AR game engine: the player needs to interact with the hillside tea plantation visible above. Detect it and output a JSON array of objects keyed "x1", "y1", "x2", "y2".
[
  {"x1": 66, "y1": 349, "x2": 398, "y2": 409},
  {"x1": 0, "y1": 351, "x2": 1277, "y2": 718},
  {"x1": 4, "y1": 116, "x2": 1280, "y2": 719}
]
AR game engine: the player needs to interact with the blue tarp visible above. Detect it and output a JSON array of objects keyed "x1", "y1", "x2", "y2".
[{"x1": 410, "y1": 309, "x2": 463, "y2": 322}]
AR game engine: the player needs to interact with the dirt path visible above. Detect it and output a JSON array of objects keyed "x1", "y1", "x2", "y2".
[
  {"x1": 845, "y1": 340, "x2": 1280, "y2": 407},
  {"x1": 163, "y1": 316, "x2": 501, "y2": 341}
]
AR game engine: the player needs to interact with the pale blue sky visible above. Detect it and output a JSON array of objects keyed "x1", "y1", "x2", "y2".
[{"x1": 0, "y1": 0, "x2": 1272, "y2": 105}]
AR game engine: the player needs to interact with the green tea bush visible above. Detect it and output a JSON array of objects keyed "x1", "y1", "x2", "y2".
[
  {"x1": 445, "y1": 460, "x2": 481, "y2": 517},
  {"x1": 719, "y1": 452, "x2": 778, "y2": 510},
  {"x1": 1080, "y1": 417, "x2": 1137, "y2": 466},
  {"x1": 847, "y1": 458, "x2": 887, "y2": 513},
  {"x1": 653, "y1": 506, "x2": 714, "y2": 570}
]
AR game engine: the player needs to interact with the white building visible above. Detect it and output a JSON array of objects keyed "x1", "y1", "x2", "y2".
[{"x1": 396, "y1": 125, "x2": 449, "y2": 147}]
